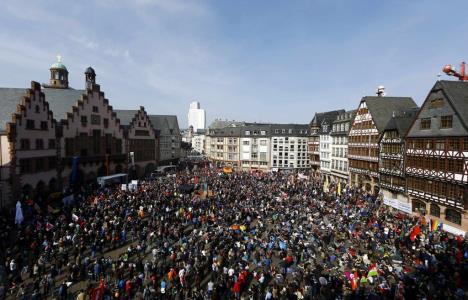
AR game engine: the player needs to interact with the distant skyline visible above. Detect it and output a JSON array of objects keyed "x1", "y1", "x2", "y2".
[{"x1": 1, "y1": 0, "x2": 468, "y2": 128}]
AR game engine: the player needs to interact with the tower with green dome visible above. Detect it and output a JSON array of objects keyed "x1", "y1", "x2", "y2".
[{"x1": 43, "y1": 54, "x2": 69, "y2": 89}]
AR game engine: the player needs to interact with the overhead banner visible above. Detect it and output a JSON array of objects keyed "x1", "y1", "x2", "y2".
[{"x1": 383, "y1": 198, "x2": 412, "y2": 214}]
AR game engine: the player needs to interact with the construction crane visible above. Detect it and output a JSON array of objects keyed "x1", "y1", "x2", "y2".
[{"x1": 442, "y1": 61, "x2": 468, "y2": 81}]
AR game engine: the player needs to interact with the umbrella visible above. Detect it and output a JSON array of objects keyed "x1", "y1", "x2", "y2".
[{"x1": 15, "y1": 201, "x2": 24, "y2": 225}]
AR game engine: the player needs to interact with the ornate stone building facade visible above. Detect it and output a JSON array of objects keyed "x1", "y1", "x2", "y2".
[
  {"x1": 0, "y1": 82, "x2": 59, "y2": 206},
  {"x1": 115, "y1": 107, "x2": 158, "y2": 178}
]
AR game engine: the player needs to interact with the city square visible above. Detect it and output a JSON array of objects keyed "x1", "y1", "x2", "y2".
[{"x1": 0, "y1": 1, "x2": 467, "y2": 299}]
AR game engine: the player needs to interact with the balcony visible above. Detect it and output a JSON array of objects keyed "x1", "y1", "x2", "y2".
[{"x1": 348, "y1": 154, "x2": 379, "y2": 162}]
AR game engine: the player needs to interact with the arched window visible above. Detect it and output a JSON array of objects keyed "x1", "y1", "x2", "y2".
[
  {"x1": 430, "y1": 204, "x2": 440, "y2": 218},
  {"x1": 445, "y1": 209, "x2": 461, "y2": 225},
  {"x1": 412, "y1": 200, "x2": 426, "y2": 214}
]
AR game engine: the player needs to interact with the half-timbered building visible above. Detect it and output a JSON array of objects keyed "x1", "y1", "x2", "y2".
[
  {"x1": 115, "y1": 107, "x2": 158, "y2": 178},
  {"x1": 308, "y1": 110, "x2": 344, "y2": 180},
  {"x1": 405, "y1": 80, "x2": 468, "y2": 234},
  {"x1": 348, "y1": 94, "x2": 416, "y2": 194},
  {"x1": 378, "y1": 108, "x2": 418, "y2": 208}
]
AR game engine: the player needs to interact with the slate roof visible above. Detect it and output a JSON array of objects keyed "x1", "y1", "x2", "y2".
[
  {"x1": 438, "y1": 80, "x2": 468, "y2": 129},
  {"x1": 114, "y1": 110, "x2": 138, "y2": 126},
  {"x1": 0, "y1": 88, "x2": 28, "y2": 132},
  {"x1": 309, "y1": 110, "x2": 345, "y2": 127},
  {"x1": 148, "y1": 115, "x2": 181, "y2": 136},
  {"x1": 362, "y1": 96, "x2": 417, "y2": 132},
  {"x1": 382, "y1": 107, "x2": 419, "y2": 137},
  {"x1": 209, "y1": 119, "x2": 245, "y2": 129},
  {"x1": 42, "y1": 88, "x2": 85, "y2": 121}
]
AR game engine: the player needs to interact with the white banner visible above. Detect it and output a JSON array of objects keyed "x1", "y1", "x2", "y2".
[
  {"x1": 383, "y1": 198, "x2": 412, "y2": 214},
  {"x1": 442, "y1": 224, "x2": 466, "y2": 237}
]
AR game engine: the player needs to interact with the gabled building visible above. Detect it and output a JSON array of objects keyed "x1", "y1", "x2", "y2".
[
  {"x1": 378, "y1": 108, "x2": 418, "y2": 207},
  {"x1": 148, "y1": 115, "x2": 182, "y2": 164},
  {"x1": 330, "y1": 110, "x2": 356, "y2": 184},
  {"x1": 115, "y1": 107, "x2": 158, "y2": 178},
  {"x1": 348, "y1": 92, "x2": 417, "y2": 194},
  {"x1": 0, "y1": 82, "x2": 59, "y2": 206},
  {"x1": 405, "y1": 80, "x2": 468, "y2": 234},
  {"x1": 0, "y1": 58, "x2": 127, "y2": 205},
  {"x1": 49, "y1": 66, "x2": 126, "y2": 187},
  {"x1": 309, "y1": 110, "x2": 344, "y2": 178},
  {"x1": 318, "y1": 110, "x2": 344, "y2": 181}
]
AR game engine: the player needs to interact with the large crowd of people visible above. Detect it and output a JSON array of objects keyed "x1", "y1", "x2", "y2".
[{"x1": 0, "y1": 167, "x2": 466, "y2": 299}]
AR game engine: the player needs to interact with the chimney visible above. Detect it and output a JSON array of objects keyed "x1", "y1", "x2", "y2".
[{"x1": 376, "y1": 86, "x2": 385, "y2": 97}]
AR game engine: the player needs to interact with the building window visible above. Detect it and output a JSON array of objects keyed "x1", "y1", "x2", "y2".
[
  {"x1": 35, "y1": 139, "x2": 44, "y2": 150},
  {"x1": 48, "y1": 156, "x2": 57, "y2": 169},
  {"x1": 91, "y1": 115, "x2": 101, "y2": 125},
  {"x1": 35, "y1": 105, "x2": 40, "y2": 113},
  {"x1": 412, "y1": 200, "x2": 426, "y2": 214},
  {"x1": 48, "y1": 139, "x2": 56, "y2": 149},
  {"x1": 440, "y1": 115, "x2": 453, "y2": 129},
  {"x1": 19, "y1": 159, "x2": 31, "y2": 173},
  {"x1": 445, "y1": 139, "x2": 457, "y2": 152},
  {"x1": 26, "y1": 119, "x2": 35, "y2": 129},
  {"x1": 420, "y1": 118, "x2": 431, "y2": 130},
  {"x1": 435, "y1": 139, "x2": 445, "y2": 151},
  {"x1": 20, "y1": 139, "x2": 30, "y2": 150},
  {"x1": 243, "y1": 140, "x2": 249, "y2": 145},
  {"x1": 81, "y1": 116, "x2": 88, "y2": 125},
  {"x1": 245, "y1": 131, "x2": 250, "y2": 135},
  {"x1": 92, "y1": 106, "x2": 99, "y2": 113},
  {"x1": 103, "y1": 118, "x2": 109, "y2": 128},
  {"x1": 40, "y1": 121, "x2": 48, "y2": 130},
  {"x1": 445, "y1": 209, "x2": 461, "y2": 225},
  {"x1": 35, "y1": 158, "x2": 44, "y2": 172},
  {"x1": 430, "y1": 204, "x2": 440, "y2": 218}
]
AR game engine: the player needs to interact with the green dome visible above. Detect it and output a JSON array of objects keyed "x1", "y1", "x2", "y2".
[{"x1": 50, "y1": 62, "x2": 67, "y2": 70}]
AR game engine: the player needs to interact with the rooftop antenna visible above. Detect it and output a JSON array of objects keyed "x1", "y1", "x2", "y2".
[{"x1": 442, "y1": 61, "x2": 468, "y2": 81}]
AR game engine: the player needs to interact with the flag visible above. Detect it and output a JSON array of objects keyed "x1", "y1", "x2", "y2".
[
  {"x1": 431, "y1": 219, "x2": 439, "y2": 231},
  {"x1": 70, "y1": 156, "x2": 79, "y2": 185},
  {"x1": 15, "y1": 201, "x2": 24, "y2": 225},
  {"x1": 323, "y1": 177, "x2": 329, "y2": 192},
  {"x1": 409, "y1": 225, "x2": 421, "y2": 241},
  {"x1": 337, "y1": 181, "x2": 342, "y2": 196},
  {"x1": 45, "y1": 222, "x2": 54, "y2": 231}
]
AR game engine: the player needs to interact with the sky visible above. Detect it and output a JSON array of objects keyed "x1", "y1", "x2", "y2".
[{"x1": 1, "y1": 0, "x2": 468, "y2": 128}]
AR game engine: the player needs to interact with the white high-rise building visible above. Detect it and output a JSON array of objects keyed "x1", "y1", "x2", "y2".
[{"x1": 187, "y1": 101, "x2": 206, "y2": 132}]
